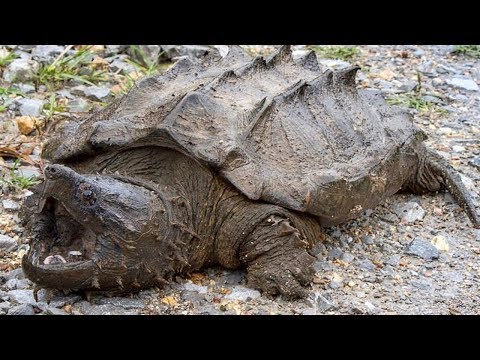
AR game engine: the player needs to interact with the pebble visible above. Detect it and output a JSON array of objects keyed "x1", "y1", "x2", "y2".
[
  {"x1": 4, "y1": 278, "x2": 30, "y2": 290},
  {"x1": 385, "y1": 254, "x2": 401, "y2": 267},
  {"x1": 7, "y1": 304, "x2": 35, "y2": 315},
  {"x1": 72, "y1": 85, "x2": 111, "y2": 101},
  {"x1": 2, "y1": 58, "x2": 39, "y2": 82},
  {"x1": 96, "y1": 296, "x2": 145, "y2": 309},
  {"x1": 182, "y1": 282, "x2": 208, "y2": 294},
  {"x1": 405, "y1": 239, "x2": 439, "y2": 261},
  {"x1": 394, "y1": 202, "x2": 425, "y2": 223},
  {"x1": 445, "y1": 78, "x2": 479, "y2": 91},
  {"x1": 73, "y1": 302, "x2": 138, "y2": 315},
  {"x1": 7, "y1": 289, "x2": 36, "y2": 305},
  {"x1": 327, "y1": 248, "x2": 343, "y2": 260},
  {"x1": 361, "y1": 235, "x2": 374, "y2": 245},
  {"x1": 31, "y1": 45, "x2": 65, "y2": 63},
  {"x1": 2, "y1": 199, "x2": 20, "y2": 211},
  {"x1": 341, "y1": 252, "x2": 355, "y2": 263},
  {"x1": 109, "y1": 58, "x2": 136, "y2": 75},
  {"x1": 0, "y1": 234, "x2": 17, "y2": 251},
  {"x1": 16, "y1": 98, "x2": 44, "y2": 117},
  {"x1": 67, "y1": 98, "x2": 91, "y2": 112},
  {"x1": 431, "y1": 235, "x2": 449, "y2": 252},
  {"x1": 15, "y1": 83, "x2": 36, "y2": 94},
  {"x1": 469, "y1": 157, "x2": 480, "y2": 170},
  {"x1": 15, "y1": 116, "x2": 36, "y2": 135},
  {"x1": 358, "y1": 259, "x2": 376, "y2": 271},
  {"x1": 312, "y1": 292, "x2": 336, "y2": 313},
  {"x1": 224, "y1": 286, "x2": 261, "y2": 301},
  {"x1": 160, "y1": 45, "x2": 212, "y2": 61},
  {"x1": 43, "y1": 307, "x2": 69, "y2": 315}
]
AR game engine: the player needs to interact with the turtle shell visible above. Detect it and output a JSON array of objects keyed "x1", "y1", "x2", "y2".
[{"x1": 44, "y1": 46, "x2": 424, "y2": 225}]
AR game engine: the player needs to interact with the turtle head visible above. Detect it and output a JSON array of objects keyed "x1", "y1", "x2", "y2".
[{"x1": 22, "y1": 164, "x2": 169, "y2": 294}]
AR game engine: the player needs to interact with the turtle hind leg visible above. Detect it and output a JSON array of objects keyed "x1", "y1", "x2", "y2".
[
  {"x1": 239, "y1": 214, "x2": 317, "y2": 299},
  {"x1": 404, "y1": 149, "x2": 479, "y2": 228}
]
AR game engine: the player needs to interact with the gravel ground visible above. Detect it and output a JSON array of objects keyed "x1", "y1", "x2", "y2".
[{"x1": 1, "y1": 45, "x2": 479, "y2": 315}]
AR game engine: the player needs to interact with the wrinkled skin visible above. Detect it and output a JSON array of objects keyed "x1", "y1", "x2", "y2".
[{"x1": 22, "y1": 46, "x2": 479, "y2": 299}]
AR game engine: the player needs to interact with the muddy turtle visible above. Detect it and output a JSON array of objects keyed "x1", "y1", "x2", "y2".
[{"x1": 22, "y1": 46, "x2": 479, "y2": 299}]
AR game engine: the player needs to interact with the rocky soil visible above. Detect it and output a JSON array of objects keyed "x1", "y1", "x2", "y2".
[{"x1": 1, "y1": 45, "x2": 479, "y2": 315}]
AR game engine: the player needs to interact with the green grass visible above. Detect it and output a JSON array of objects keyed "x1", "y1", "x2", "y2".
[
  {"x1": 0, "y1": 86, "x2": 25, "y2": 97},
  {"x1": 0, "y1": 159, "x2": 40, "y2": 190},
  {"x1": 0, "y1": 86, "x2": 25, "y2": 113},
  {"x1": 452, "y1": 45, "x2": 480, "y2": 58},
  {"x1": 312, "y1": 46, "x2": 361, "y2": 61},
  {"x1": 42, "y1": 93, "x2": 66, "y2": 120},
  {"x1": 126, "y1": 45, "x2": 168, "y2": 77},
  {"x1": 0, "y1": 51, "x2": 18, "y2": 67},
  {"x1": 386, "y1": 92, "x2": 446, "y2": 115},
  {"x1": 387, "y1": 93, "x2": 433, "y2": 111},
  {"x1": 34, "y1": 46, "x2": 110, "y2": 90}
]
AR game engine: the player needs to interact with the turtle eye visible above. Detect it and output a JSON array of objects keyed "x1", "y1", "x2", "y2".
[{"x1": 78, "y1": 183, "x2": 97, "y2": 206}]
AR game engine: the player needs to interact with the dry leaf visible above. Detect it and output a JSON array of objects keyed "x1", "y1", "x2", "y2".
[
  {"x1": 161, "y1": 295, "x2": 178, "y2": 307},
  {"x1": 188, "y1": 272, "x2": 205, "y2": 285},
  {"x1": 218, "y1": 288, "x2": 231, "y2": 295},
  {"x1": 375, "y1": 69, "x2": 396, "y2": 81}
]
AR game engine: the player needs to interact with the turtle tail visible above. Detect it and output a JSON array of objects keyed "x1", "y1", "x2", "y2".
[{"x1": 404, "y1": 148, "x2": 480, "y2": 228}]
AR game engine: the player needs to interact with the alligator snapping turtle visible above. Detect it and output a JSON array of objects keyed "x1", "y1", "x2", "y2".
[{"x1": 22, "y1": 45, "x2": 479, "y2": 299}]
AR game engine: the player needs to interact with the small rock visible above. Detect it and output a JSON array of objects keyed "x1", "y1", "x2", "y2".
[
  {"x1": 405, "y1": 239, "x2": 439, "y2": 261},
  {"x1": 95, "y1": 296, "x2": 145, "y2": 309},
  {"x1": 385, "y1": 254, "x2": 401, "y2": 267},
  {"x1": 459, "y1": 174, "x2": 474, "y2": 191},
  {"x1": 109, "y1": 58, "x2": 137, "y2": 74},
  {"x1": 16, "y1": 98, "x2": 43, "y2": 117},
  {"x1": 4, "y1": 278, "x2": 30, "y2": 290},
  {"x1": 72, "y1": 85, "x2": 110, "y2": 101},
  {"x1": 431, "y1": 235, "x2": 449, "y2": 252},
  {"x1": 394, "y1": 202, "x2": 425, "y2": 223},
  {"x1": 317, "y1": 59, "x2": 352, "y2": 69},
  {"x1": 67, "y1": 98, "x2": 91, "y2": 113},
  {"x1": 2, "y1": 199, "x2": 20, "y2": 211},
  {"x1": 7, "y1": 304, "x2": 35, "y2": 315},
  {"x1": 43, "y1": 307, "x2": 69, "y2": 315},
  {"x1": 358, "y1": 259, "x2": 376, "y2": 271},
  {"x1": 4, "y1": 268, "x2": 25, "y2": 281},
  {"x1": 0, "y1": 301, "x2": 11, "y2": 313},
  {"x1": 128, "y1": 45, "x2": 163, "y2": 65},
  {"x1": 364, "y1": 301, "x2": 376, "y2": 313},
  {"x1": 7, "y1": 289, "x2": 36, "y2": 305},
  {"x1": 56, "y1": 89, "x2": 76, "y2": 99},
  {"x1": 17, "y1": 45, "x2": 36, "y2": 52},
  {"x1": 183, "y1": 282, "x2": 208, "y2": 294},
  {"x1": 361, "y1": 235, "x2": 374, "y2": 245},
  {"x1": 17, "y1": 166, "x2": 40, "y2": 179},
  {"x1": 105, "y1": 45, "x2": 128, "y2": 56},
  {"x1": 15, "y1": 83, "x2": 36, "y2": 94},
  {"x1": 15, "y1": 116, "x2": 36, "y2": 135},
  {"x1": 445, "y1": 78, "x2": 479, "y2": 91},
  {"x1": 399, "y1": 81, "x2": 418, "y2": 93},
  {"x1": 224, "y1": 286, "x2": 260, "y2": 301},
  {"x1": 340, "y1": 252, "x2": 355, "y2": 263},
  {"x1": 31, "y1": 45, "x2": 64, "y2": 63},
  {"x1": 327, "y1": 248, "x2": 343, "y2": 260},
  {"x1": 2, "y1": 58, "x2": 39, "y2": 82},
  {"x1": 0, "y1": 234, "x2": 17, "y2": 251},
  {"x1": 312, "y1": 292, "x2": 336, "y2": 313},
  {"x1": 160, "y1": 45, "x2": 212, "y2": 61},
  {"x1": 469, "y1": 157, "x2": 480, "y2": 170},
  {"x1": 73, "y1": 302, "x2": 138, "y2": 315}
]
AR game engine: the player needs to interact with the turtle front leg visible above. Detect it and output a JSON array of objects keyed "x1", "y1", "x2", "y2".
[{"x1": 239, "y1": 214, "x2": 316, "y2": 299}]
